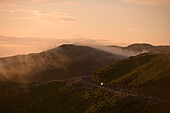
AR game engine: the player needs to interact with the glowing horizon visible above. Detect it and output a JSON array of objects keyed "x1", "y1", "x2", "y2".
[{"x1": 0, "y1": 0, "x2": 170, "y2": 57}]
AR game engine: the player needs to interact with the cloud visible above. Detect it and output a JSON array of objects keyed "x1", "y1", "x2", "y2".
[
  {"x1": 0, "y1": 35, "x2": 145, "y2": 58},
  {"x1": 156, "y1": 31, "x2": 170, "y2": 37},
  {"x1": 62, "y1": 1, "x2": 74, "y2": 6},
  {"x1": 3, "y1": 9, "x2": 77, "y2": 22},
  {"x1": 0, "y1": 0, "x2": 75, "y2": 8},
  {"x1": 0, "y1": 0, "x2": 53, "y2": 3},
  {"x1": 122, "y1": 0, "x2": 170, "y2": 5},
  {"x1": 25, "y1": 0, "x2": 53, "y2": 3},
  {"x1": 0, "y1": 0, "x2": 54, "y2": 8},
  {"x1": 0, "y1": 9, "x2": 4, "y2": 12},
  {"x1": 0, "y1": 35, "x2": 63, "y2": 57},
  {"x1": 0, "y1": 0, "x2": 23, "y2": 8},
  {"x1": 0, "y1": 35, "x2": 128, "y2": 58}
]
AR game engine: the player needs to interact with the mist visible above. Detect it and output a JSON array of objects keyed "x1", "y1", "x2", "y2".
[
  {"x1": 89, "y1": 45, "x2": 149, "y2": 57},
  {"x1": 0, "y1": 35, "x2": 147, "y2": 58},
  {"x1": 0, "y1": 35, "x2": 152, "y2": 83},
  {"x1": 0, "y1": 44, "x2": 127, "y2": 83}
]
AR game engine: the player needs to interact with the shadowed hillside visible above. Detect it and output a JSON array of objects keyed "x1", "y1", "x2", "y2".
[
  {"x1": 92, "y1": 53, "x2": 170, "y2": 99},
  {"x1": 0, "y1": 44, "x2": 126, "y2": 83},
  {"x1": 0, "y1": 79, "x2": 169, "y2": 113},
  {"x1": 0, "y1": 46, "x2": 169, "y2": 113}
]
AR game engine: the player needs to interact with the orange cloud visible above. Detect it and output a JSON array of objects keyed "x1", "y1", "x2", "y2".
[
  {"x1": 25, "y1": 0, "x2": 53, "y2": 3},
  {"x1": 0, "y1": 35, "x2": 117, "y2": 57},
  {"x1": 62, "y1": 1, "x2": 74, "y2": 6},
  {"x1": 0, "y1": 0, "x2": 23, "y2": 7},
  {"x1": 122, "y1": 0, "x2": 170, "y2": 5},
  {"x1": 0, "y1": 0, "x2": 53, "y2": 7},
  {"x1": 156, "y1": 31, "x2": 170, "y2": 37},
  {"x1": 4, "y1": 9, "x2": 77, "y2": 22}
]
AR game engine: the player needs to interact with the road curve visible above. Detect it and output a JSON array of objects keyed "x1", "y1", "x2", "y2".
[{"x1": 81, "y1": 77, "x2": 170, "y2": 103}]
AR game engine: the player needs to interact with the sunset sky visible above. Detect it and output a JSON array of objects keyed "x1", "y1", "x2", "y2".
[{"x1": 0, "y1": 0, "x2": 170, "y2": 57}]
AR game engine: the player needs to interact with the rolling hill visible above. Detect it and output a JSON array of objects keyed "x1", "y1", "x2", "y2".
[
  {"x1": 0, "y1": 45, "x2": 169, "y2": 113},
  {"x1": 109, "y1": 43, "x2": 170, "y2": 54},
  {"x1": 0, "y1": 44, "x2": 126, "y2": 83},
  {"x1": 92, "y1": 53, "x2": 170, "y2": 99}
]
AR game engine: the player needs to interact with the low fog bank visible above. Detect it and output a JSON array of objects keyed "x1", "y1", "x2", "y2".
[
  {"x1": 1, "y1": 35, "x2": 170, "y2": 58},
  {"x1": 1, "y1": 36, "x2": 169, "y2": 83},
  {"x1": 0, "y1": 36, "x2": 122, "y2": 58},
  {"x1": 88, "y1": 45, "x2": 149, "y2": 57},
  {"x1": 0, "y1": 35, "x2": 153, "y2": 58}
]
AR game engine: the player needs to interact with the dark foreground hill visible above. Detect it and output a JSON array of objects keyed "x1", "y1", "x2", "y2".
[
  {"x1": 92, "y1": 53, "x2": 170, "y2": 99},
  {"x1": 0, "y1": 44, "x2": 125, "y2": 83},
  {"x1": 109, "y1": 43, "x2": 170, "y2": 54},
  {"x1": 0, "y1": 78, "x2": 170, "y2": 113},
  {"x1": 0, "y1": 52, "x2": 169, "y2": 113}
]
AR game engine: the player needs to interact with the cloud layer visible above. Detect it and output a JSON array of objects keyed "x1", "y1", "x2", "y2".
[
  {"x1": 25, "y1": 0, "x2": 53, "y2": 3},
  {"x1": 3, "y1": 9, "x2": 77, "y2": 23},
  {"x1": 62, "y1": 1, "x2": 74, "y2": 5},
  {"x1": 122, "y1": 0, "x2": 170, "y2": 5},
  {"x1": 0, "y1": 36, "x2": 117, "y2": 58},
  {"x1": 0, "y1": 0, "x2": 74, "y2": 7}
]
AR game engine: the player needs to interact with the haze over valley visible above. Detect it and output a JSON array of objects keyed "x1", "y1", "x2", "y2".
[{"x1": 0, "y1": 0, "x2": 170, "y2": 113}]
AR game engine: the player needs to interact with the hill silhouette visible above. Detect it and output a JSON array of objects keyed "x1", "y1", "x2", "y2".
[
  {"x1": 0, "y1": 44, "x2": 126, "y2": 83},
  {"x1": 0, "y1": 45, "x2": 170, "y2": 112},
  {"x1": 109, "y1": 43, "x2": 170, "y2": 54}
]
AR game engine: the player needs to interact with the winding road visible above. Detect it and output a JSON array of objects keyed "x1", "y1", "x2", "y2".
[{"x1": 81, "y1": 77, "x2": 170, "y2": 103}]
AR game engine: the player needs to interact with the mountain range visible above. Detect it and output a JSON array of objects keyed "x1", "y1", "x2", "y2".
[
  {"x1": 109, "y1": 43, "x2": 170, "y2": 54},
  {"x1": 0, "y1": 43, "x2": 170, "y2": 113},
  {"x1": 0, "y1": 44, "x2": 125, "y2": 83}
]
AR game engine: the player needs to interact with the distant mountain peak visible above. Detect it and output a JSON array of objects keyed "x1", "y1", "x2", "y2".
[
  {"x1": 127, "y1": 43, "x2": 154, "y2": 48},
  {"x1": 58, "y1": 44, "x2": 76, "y2": 48},
  {"x1": 0, "y1": 44, "x2": 125, "y2": 83}
]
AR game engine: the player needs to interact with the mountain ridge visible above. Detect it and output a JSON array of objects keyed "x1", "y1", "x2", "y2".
[
  {"x1": 0, "y1": 44, "x2": 126, "y2": 83},
  {"x1": 109, "y1": 43, "x2": 170, "y2": 54}
]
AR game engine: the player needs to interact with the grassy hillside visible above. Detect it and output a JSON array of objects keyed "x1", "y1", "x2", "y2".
[
  {"x1": 0, "y1": 79, "x2": 169, "y2": 113},
  {"x1": 0, "y1": 44, "x2": 125, "y2": 83},
  {"x1": 92, "y1": 54, "x2": 170, "y2": 99}
]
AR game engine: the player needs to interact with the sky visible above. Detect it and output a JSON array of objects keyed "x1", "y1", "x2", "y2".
[{"x1": 0, "y1": 0, "x2": 170, "y2": 57}]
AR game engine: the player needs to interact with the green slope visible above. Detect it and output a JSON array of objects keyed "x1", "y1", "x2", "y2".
[
  {"x1": 0, "y1": 53, "x2": 170, "y2": 113},
  {"x1": 92, "y1": 53, "x2": 170, "y2": 99},
  {"x1": 0, "y1": 79, "x2": 169, "y2": 113}
]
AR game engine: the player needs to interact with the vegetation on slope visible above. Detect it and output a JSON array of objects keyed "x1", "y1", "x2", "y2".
[
  {"x1": 0, "y1": 79, "x2": 169, "y2": 113},
  {"x1": 0, "y1": 44, "x2": 125, "y2": 83},
  {"x1": 92, "y1": 54, "x2": 170, "y2": 99}
]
